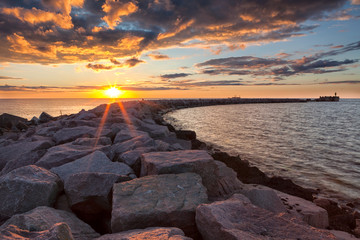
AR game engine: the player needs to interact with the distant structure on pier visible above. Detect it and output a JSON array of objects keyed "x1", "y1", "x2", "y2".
[{"x1": 315, "y1": 92, "x2": 340, "y2": 102}]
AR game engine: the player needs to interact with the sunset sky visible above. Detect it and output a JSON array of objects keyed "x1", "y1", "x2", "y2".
[{"x1": 0, "y1": 0, "x2": 359, "y2": 99}]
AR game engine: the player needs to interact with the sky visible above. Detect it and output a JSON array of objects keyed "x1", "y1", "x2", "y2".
[{"x1": 0, "y1": 0, "x2": 359, "y2": 99}]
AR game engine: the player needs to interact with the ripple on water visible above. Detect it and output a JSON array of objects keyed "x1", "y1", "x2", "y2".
[{"x1": 165, "y1": 99, "x2": 360, "y2": 201}]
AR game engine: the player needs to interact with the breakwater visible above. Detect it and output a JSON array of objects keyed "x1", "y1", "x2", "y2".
[{"x1": 0, "y1": 99, "x2": 358, "y2": 239}]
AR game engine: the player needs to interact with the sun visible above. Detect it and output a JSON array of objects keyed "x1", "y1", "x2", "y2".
[{"x1": 105, "y1": 86, "x2": 123, "y2": 98}]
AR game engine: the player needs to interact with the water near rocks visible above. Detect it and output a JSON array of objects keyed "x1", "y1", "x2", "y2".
[{"x1": 165, "y1": 99, "x2": 360, "y2": 201}]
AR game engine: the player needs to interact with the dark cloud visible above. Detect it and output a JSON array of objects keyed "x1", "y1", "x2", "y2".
[
  {"x1": 197, "y1": 41, "x2": 360, "y2": 79},
  {"x1": 182, "y1": 80, "x2": 245, "y2": 86},
  {"x1": 0, "y1": 76, "x2": 23, "y2": 80},
  {"x1": 0, "y1": 0, "x2": 348, "y2": 64},
  {"x1": 86, "y1": 57, "x2": 144, "y2": 71},
  {"x1": 160, "y1": 73, "x2": 192, "y2": 79},
  {"x1": 318, "y1": 80, "x2": 360, "y2": 84}
]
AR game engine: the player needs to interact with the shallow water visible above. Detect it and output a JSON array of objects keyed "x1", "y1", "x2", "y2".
[{"x1": 165, "y1": 99, "x2": 360, "y2": 201}]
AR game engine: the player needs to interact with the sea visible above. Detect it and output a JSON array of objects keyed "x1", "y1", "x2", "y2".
[
  {"x1": 164, "y1": 99, "x2": 360, "y2": 202},
  {"x1": 0, "y1": 98, "x2": 129, "y2": 120},
  {"x1": 1, "y1": 98, "x2": 359, "y2": 202}
]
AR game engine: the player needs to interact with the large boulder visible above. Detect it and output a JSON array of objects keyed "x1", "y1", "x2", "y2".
[
  {"x1": 241, "y1": 188, "x2": 287, "y2": 214},
  {"x1": 116, "y1": 147, "x2": 155, "y2": 167},
  {"x1": 53, "y1": 126, "x2": 98, "y2": 144},
  {"x1": 0, "y1": 139, "x2": 52, "y2": 172},
  {"x1": 111, "y1": 173, "x2": 208, "y2": 238},
  {"x1": 39, "y1": 112, "x2": 54, "y2": 123},
  {"x1": 73, "y1": 109, "x2": 97, "y2": 121},
  {"x1": 72, "y1": 137, "x2": 112, "y2": 146},
  {"x1": 51, "y1": 151, "x2": 135, "y2": 182},
  {"x1": 64, "y1": 172, "x2": 131, "y2": 233},
  {"x1": 0, "y1": 222, "x2": 74, "y2": 240},
  {"x1": 113, "y1": 129, "x2": 150, "y2": 143},
  {"x1": 0, "y1": 165, "x2": 62, "y2": 220},
  {"x1": 196, "y1": 194, "x2": 337, "y2": 240},
  {"x1": 36, "y1": 142, "x2": 110, "y2": 169},
  {"x1": 95, "y1": 227, "x2": 192, "y2": 240},
  {"x1": 244, "y1": 184, "x2": 329, "y2": 229},
  {"x1": 0, "y1": 206, "x2": 100, "y2": 240},
  {"x1": 140, "y1": 150, "x2": 243, "y2": 199},
  {"x1": 0, "y1": 113, "x2": 27, "y2": 130},
  {"x1": 139, "y1": 122, "x2": 170, "y2": 138},
  {"x1": 110, "y1": 134, "x2": 156, "y2": 156}
]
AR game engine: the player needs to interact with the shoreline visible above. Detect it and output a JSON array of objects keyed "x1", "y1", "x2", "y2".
[{"x1": 0, "y1": 99, "x2": 359, "y2": 239}]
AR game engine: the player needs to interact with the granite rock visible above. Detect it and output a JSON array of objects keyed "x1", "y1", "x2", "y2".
[
  {"x1": 64, "y1": 172, "x2": 130, "y2": 234},
  {"x1": 241, "y1": 188, "x2": 287, "y2": 214},
  {"x1": 53, "y1": 126, "x2": 98, "y2": 144},
  {"x1": 196, "y1": 194, "x2": 337, "y2": 240},
  {"x1": 111, "y1": 173, "x2": 208, "y2": 237},
  {"x1": 111, "y1": 134, "x2": 156, "y2": 156},
  {"x1": 0, "y1": 165, "x2": 62, "y2": 220},
  {"x1": 95, "y1": 227, "x2": 192, "y2": 240},
  {"x1": 140, "y1": 150, "x2": 243, "y2": 199},
  {"x1": 0, "y1": 139, "x2": 52, "y2": 172},
  {"x1": 36, "y1": 142, "x2": 110, "y2": 169},
  {"x1": 114, "y1": 129, "x2": 149, "y2": 143},
  {"x1": 0, "y1": 222, "x2": 74, "y2": 240},
  {"x1": 0, "y1": 113, "x2": 27, "y2": 130},
  {"x1": 39, "y1": 112, "x2": 54, "y2": 123},
  {"x1": 51, "y1": 150, "x2": 134, "y2": 182},
  {"x1": 0, "y1": 206, "x2": 99, "y2": 240}
]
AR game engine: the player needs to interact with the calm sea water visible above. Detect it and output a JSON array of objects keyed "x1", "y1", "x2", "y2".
[
  {"x1": 0, "y1": 98, "x2": 131, "y2": 120},
  {"x1": 165, "y1": 99, "x2": 360, "y2": 201}
]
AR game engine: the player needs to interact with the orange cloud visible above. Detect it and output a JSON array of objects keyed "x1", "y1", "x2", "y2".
[
  {"x1": 7, "y1": 33, "x2": 56, "y2": 58},
  {"x1": 158, "y1": 19, "x2": 195, "y2": 40},
  {"x1": 1, "y1": 7, "x2": 73, "y2": 29},
  {"x1": 102, "y1": 0, "x2": 138, "y2": 28},
  {"x1": 41, "y1": 0, "x2": 84, "y2": 15}
]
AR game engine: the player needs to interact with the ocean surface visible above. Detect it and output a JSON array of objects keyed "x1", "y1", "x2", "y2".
[
  {"x1": 0, "y1": 98, "x2": 131, "y2": 120},
  {"x1": 165, "y1": 99, "x2": 360, "y2": 201}
]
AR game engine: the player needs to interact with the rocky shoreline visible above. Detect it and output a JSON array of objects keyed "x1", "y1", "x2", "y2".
[{"x1": 0, "y1": 99, "x2": 359, "y2": 239}]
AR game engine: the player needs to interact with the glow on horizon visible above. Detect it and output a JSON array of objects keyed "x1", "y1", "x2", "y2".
[{"x1": 0, "y1": 0, "x2": 359, "y2": 99}]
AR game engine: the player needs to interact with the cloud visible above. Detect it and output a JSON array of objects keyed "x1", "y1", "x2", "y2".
[
  {"x1": 160, "y1": 73, "x2": 192, "y2": 79},
  {"x1": 196, "y1": 41, "x2": 360, "y2": 79},
  {"x1": 318, "y1": 80, "x2": 360, "y2": 84},
  {"x1": 0, "y1": 84, "x2": 185, "y2": 92},
  {"x1": 102, "y1": 0, "x2": 138, "y2": 28},
  {"x1": 0, "y1": 76, "x2": 23, "y2": 80},
  {"x1": 147, "y1": 51, "x2": 170, "y2": 60},
  {"x1": 0, "y1": 0, "x2": 349, "y2": 64},
  {"x1": 86, "y1": 57, "x2": 144, "y2": 71}
]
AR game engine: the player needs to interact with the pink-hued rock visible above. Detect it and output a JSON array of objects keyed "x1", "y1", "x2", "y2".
[
  {"x1": 0, "y1": 222, "x2": 74, "y2": 240},
  {"x1": 0, "y1": 139, "x2": 52, "y2": 172},
  {"x1": 111, "y1": 173, "x2": 207, "y2": 237},
  {"x1": 140, "y1": 150, "x2": 243, "y2": 199},
  {"x1": 111, "y1": 134, "x2": 156, "y2": 156},
  {"x1": 0, "y1": 165, "x2": 62, "y2": 219},
  {"x1": 114, "y1": 129, "x2": 150, "y2": 143},
  {"x1": 53, "y1": 126, "x2": 98, "y2": 144},
  {"x1": 50, "y1": 150, "x2": 134, "y2": 182},
  {"x1": 0, "y1": 206, "x2": 99, "y2": 240},
  {"x1": 195, "y1": 194, "x2": 337, "y2": 240},
  {"x1": 36, "y1": 142, "x2": 110, "y2": 169},
  {"x1": 241, "y1": 188, "x2": 287, "y2": 214},
  {"x1": 95, "y1": 227, "x2": 192, "y2": 240},
  {"x1": 244, "y1": 184, "x2": 329, "y2": 229}
]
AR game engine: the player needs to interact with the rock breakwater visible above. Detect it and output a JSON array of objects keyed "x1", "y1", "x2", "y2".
[{"x1": 0, "y1": 99, "x2": 359, "y2": 239}]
